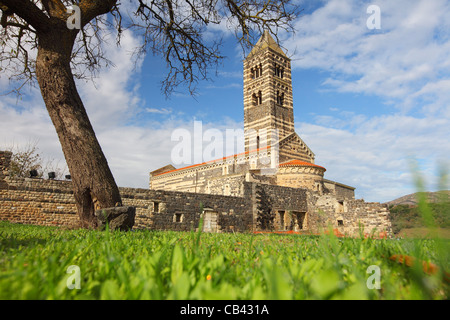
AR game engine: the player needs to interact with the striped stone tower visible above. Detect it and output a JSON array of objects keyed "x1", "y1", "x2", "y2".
[
  {"x1": 244, "y1": 30, "x2": 294, "y2": 152},
  {"x1": 243, "y1": 31, "x2": 315, "y2": 164}
]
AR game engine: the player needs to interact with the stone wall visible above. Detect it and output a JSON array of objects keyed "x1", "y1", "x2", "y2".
[
  {"x1": 323, "y1": 179, "x2": 355, "y2": 200},
  {"x1": 0, "y1": 151, "x2": 253, "y2": 232},
  {"x1": 342, "y1": 199, "x2": 391, "y2": 236},
  {"x1": 308, "y1": 193, "x2": 392, "y2": 237},
  {"x1": 247, "y1": 182, "x2": 308, "y2": 231},
  {"x1": 120, "y1": 187, "x2": 252, "y2": 233},
  {"x1": 0, "y1": 178, "x2": 253, "y2": 233},
  {"x1": 0, "y1": 185, "x2": 79, "y2": 227},
  {"x1": 0, "y1": 150, "x2": 392, "y2": 237},
  {"x1": 0, "y1": 159, "x2": 79, "y2": 227}
]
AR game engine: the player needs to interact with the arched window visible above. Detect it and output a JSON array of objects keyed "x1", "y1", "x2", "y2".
[
  {"x1": 274, "y1": 64, "x2": 284, "y2": 78},
  {"x1": 253, "y1": 64, "x2": 263, "y2": 78},
  {"x1": 276, "y1": 91, "x2": 284, "y2": 105},
  {"x1": 252, "y1": 91, "x2": 262, "y2": 106}
]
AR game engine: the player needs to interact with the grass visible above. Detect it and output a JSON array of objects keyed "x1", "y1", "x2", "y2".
[
  {"x1": 0, "y1": 221, "x2": 448, "y2": 300},
  {"x1": 398, "y1": 227, "x2": 450, "y2": 239}
]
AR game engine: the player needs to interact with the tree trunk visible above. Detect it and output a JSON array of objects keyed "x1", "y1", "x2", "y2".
[{"x1": 35, "y1": 28, "x2": 122, "y2": 229}]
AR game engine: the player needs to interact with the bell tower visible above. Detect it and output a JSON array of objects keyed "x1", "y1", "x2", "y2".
[
  {"x1": 243, "y1": 31, "x2": 315, "y2": 164},
  {"x1": 243, "y1": 31, "x2": 295, "y2": 153}
]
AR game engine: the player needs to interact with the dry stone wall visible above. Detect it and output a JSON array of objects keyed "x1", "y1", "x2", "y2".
[
  {"x1": 121, "y1": 187, "x2": 252, "y2": 232},
  {"x1": 307, "y1": 193, "x2": 392, "y2": 237},
  {"x1": 0, "y1": 182, "x2": 252, "y2": 233},
  {"x1": 323, "y1": 179, "x2": 355, "y2": 200},
  {"x1": 0, "y1": 150, "x2": 392, "y2": 237},
  {"x1": 0, "y1": 151, "x2": 253, "y2": 232},
  {"x1": 0, "y1": 151, "x2": 77, "y2": 226},
  {"x1": 247, "y1": 182, "x2": 309, "y2": 231}
]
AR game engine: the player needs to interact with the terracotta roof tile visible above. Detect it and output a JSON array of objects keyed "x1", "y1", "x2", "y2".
[
  {"x1": 153, "y1": 152, "x2": 326, "y2": 177},
  {"x1": 279, "y1": 159, "x2": 326, "y2": 171},
  {"x1": 153, "y1": 146, "x2": 271, "y2": 176}
]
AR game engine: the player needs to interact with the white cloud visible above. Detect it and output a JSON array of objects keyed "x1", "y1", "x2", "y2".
[
  {"x1": 74, "y1": 29, "x2": 144, "y2": 129},
  {"x1": 0, "y1": 91, "x2": 64, "y2": 162},
  {"x1": 205, "y1": 83, "x2": 242, "y2": 89},
  {"x1": 217, "y1": 71, "x2": 243, "y2": 78},
  {"x1": 287, "y1": 0, "x2": 450, "y2": 112},
  {"x1": 145, "y1": 107, "x2": 172, "y2": 114}
]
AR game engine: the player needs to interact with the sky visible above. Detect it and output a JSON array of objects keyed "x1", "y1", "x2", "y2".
[{"x1": 1, "y1": 0, "x2": 449, "y2": 203}]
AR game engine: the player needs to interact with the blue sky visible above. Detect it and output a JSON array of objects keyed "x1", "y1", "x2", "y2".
[{"x1": 1, "y1": 0, "x2": 449, "y2": 203}]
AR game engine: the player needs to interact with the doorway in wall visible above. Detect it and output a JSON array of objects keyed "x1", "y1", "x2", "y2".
[
  {"x1": 202, "y1": 210, "x2": 218, "y2": 233},
  {"x1": 292, "y1": 211, "x2": 306, "y2": 231},
  {"x1": 278, "y1": 210, "x2": 285, "y2": 230}
]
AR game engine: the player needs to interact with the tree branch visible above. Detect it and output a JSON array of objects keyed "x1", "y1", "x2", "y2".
[
  {"x1": 78, "y1": 0, "x2": 117, "y2": 28},
  {"x1": 0, "y1": 0, "x2": 50, "y2": 32},
  {"x1": 1, "y1": 19, "x2": 35, "y2": 33},
  {"x1": 41, "y1": 0, "x2": 67, "y2": 20}
]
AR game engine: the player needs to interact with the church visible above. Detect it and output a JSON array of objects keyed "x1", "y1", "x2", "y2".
[
  {"x1": 0, "y1": 32, "x2": 392, "y2": 236},
  {"x1": 150, "y1": 31, "x2": 355, "y2": 201},
  {"x1": 147, "y1": 32, "x2": 391, "y2": 236}
]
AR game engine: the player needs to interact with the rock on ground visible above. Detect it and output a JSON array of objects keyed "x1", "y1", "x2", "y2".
[{"x1": 95, "y1": 206, "x2": 136, "y2": 231}]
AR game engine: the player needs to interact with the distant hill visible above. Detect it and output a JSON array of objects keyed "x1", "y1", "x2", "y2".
[
  {"x1": 385, "y1": 190, "x2": 450, "y2": 237},
  {"x1": 385, "y1": 190, "x2": 450, "y2": 206}
]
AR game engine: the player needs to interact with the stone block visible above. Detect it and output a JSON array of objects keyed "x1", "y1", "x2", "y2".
[{"x1": 95, "y1": 206, "x2": 136, "y2": 231}]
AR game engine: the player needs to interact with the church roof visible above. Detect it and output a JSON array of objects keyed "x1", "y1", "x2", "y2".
[
  {"x1": 152, "y1": 146, "x2": 271, "y2": 177},
  {"x1": 150, "y1": 164, "x2": 176, "y2": 176},
  {"x1": 279, "y1": 159, "x2": 326, "y2": 171},
  {"x1": 247, "y1": 30, "x2": 288, "y2": 59},
  {"x1": 152, "y1": 151, "x2": 326, "y2": 178}
]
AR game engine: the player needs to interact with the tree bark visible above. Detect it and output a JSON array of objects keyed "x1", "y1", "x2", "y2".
[{"x1": 35, "y1": 27, "x2": 122, "y2": 229}]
